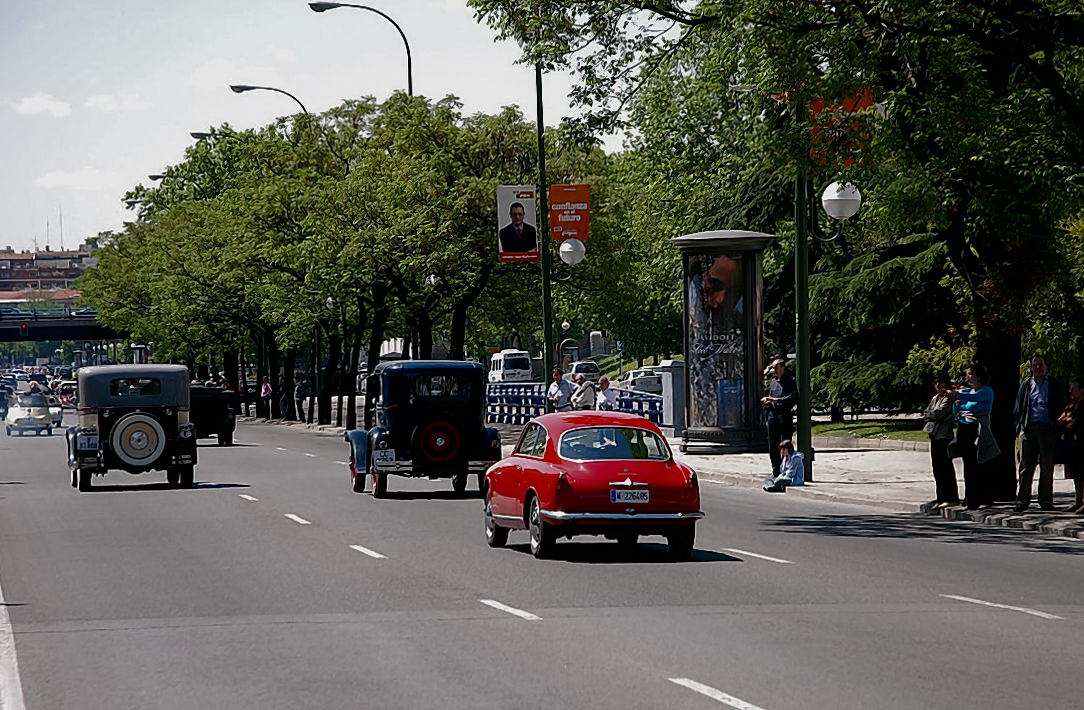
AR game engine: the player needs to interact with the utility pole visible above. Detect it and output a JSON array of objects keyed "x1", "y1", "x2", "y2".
[
  {"x1": 536, "y1": 61, "x2": 554, "y2": 412},
  {"x1": 794, "y1": 170, "x2": 813, "y2": 482}
]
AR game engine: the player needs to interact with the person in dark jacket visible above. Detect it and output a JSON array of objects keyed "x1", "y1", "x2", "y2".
[
  {"x1": 924, "y1": 373, "x2": 959, "y2": 507},
  {"x1": 1056, "y1": 378, "x2": 1084, "y2": 514},
  {"x1": 761, "y1": 358, "x2": 796, "y2": 477},
  {"x1": 1013, "y1": 353, "x2": 1067, "y2": 512},
  {"x1": 294, "y1": 378, "x2": 309, "y2": 424}
]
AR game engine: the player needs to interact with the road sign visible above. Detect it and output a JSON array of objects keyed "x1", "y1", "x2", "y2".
[
  {"x1": 549, "y1": 184, "x2": 590, "y2": 242},
  {"x1": 496, "y1": 185, "x2": 540, "y2": 264}
]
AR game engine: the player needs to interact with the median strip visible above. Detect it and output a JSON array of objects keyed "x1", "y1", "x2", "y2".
[
  {"x1": 284, "y1": 514, "x2": 311, "y2": 526},
  {"x1": 723, "y1": 548, "x2": 793, "y2": 565},
  {"x1": 479, "y1": 599, "x2": 541, "y2": 621},
  {"x1": 349, "y1": 544, "x2": 387, "y2": 559},
  {"x1": 940, "y1": 594, "x2": 1062, "y2": 620},
  {"x1": 668, "y1": 678, "x2": 766, "y2": 709}
]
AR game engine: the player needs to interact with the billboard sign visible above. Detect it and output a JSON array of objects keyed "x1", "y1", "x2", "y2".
[
  {"x1": 549, "y1": 183, "x2": 590, "y2": 242},
  {"x1": 496, "y1": 185, "x2": 539, "y2": 263}
]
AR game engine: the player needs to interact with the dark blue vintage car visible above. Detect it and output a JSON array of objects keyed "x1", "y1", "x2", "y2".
[{"x1": 345, "y1": 360, "x2": 501, "y2": 498}]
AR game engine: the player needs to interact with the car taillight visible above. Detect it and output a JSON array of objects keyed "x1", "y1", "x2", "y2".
[{"x1": 77, "y1": 406, "x2": 98, "y2": 429}]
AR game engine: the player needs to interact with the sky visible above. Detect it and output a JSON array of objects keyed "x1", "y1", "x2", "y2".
[{"x1": 0, "y1": 0, "x2": 593, "y2": 253}]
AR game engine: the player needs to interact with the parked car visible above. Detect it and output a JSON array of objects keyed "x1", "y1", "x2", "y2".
[
  {"x1": 345, "y1": 360, "x2": 502, "y2": 497},
  {"x1": 5, "y1": 392, "x2": 53, "y2": 436},
  {"x1": 66, "y1": 364, "x2": 197, "y2": 491},
  {"x1": 614, "y1": 368, "x2": 663, "y2": 395},
  {"x1": 488, "y1": 349, "x2": 533, "y2": 383},
  {"x1": 189, "y1": 385, "x2": 238, "y2": 445},
  {"x1": 565, "y1": 360, "x2": 601, "y2": 383},
  {"x1": 483, "y1": 411, "x2": 702, "y2": 559}
]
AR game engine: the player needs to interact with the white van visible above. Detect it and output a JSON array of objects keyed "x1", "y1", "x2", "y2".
[{"x1": 489, "y1": 349, "x2": 533, "y2": 383}]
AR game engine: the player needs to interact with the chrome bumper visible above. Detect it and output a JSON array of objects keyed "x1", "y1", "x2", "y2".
[
  {"x1": 373, "y1": 459, "x2": 495, "y2": 473},
  {"x1": 539, "y1": 509, "x2": 704, "y2": 523}
]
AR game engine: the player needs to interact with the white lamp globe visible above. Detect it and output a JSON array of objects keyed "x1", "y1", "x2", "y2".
[
  {"x1": 821, "y1": 181, "x2": 862, "y2": 221},
  {"x1": 559, "y1": 238, "x2": 586, "y2": 266}
]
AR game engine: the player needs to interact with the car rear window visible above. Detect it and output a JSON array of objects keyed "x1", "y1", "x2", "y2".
[
  {"x1": 110, "y1": 378, "x2": 162, "y2": 397},
  {"x1": 575, "y1": 362, "x2": 600, "y2": 373},
  {"x1": 504, "y1": 357, "x2": 531, "y2": 371},
  {"x1": 559, "y1": 427, "x2": 669, "y2": 461},
  {"x1": 412, "y1": 375, "x2": 472, "y2": 400}
]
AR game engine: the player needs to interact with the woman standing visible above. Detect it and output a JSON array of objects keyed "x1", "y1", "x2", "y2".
[
  {"x1": 924, "y1": 373, "x2": 959, "y2": 507},
  {"x1": 1056, "y1": 379, "x2": 1084, "y2": 514},
  {"x1": 953, "y1": 363, "x2": 1000, "y2": 510},
  {"x1": 260, "y1": 376, "x2": 272, "y2": 418}
]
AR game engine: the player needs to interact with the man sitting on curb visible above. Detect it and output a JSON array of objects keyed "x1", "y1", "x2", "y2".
[{"x1": 763, "y1": 440, "x2": 805, "y2": 492}]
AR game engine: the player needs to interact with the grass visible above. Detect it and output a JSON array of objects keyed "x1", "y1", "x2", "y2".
[{"x1": 812, "y1": 419, "x2": 927, "y2": 442}]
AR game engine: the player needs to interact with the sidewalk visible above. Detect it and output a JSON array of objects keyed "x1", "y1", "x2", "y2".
[{"x1": 672, "y1": 439, "x2": 1084, "y2": 541}]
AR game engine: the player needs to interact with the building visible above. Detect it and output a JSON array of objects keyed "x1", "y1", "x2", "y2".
[{"x1": 0, "y1": 243, "x2": 97, "y2": 292}]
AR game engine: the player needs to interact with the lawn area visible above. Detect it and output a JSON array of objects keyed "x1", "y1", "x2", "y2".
[{"x1": 812, "y1": 419, "x2": 927, "y2": 442}]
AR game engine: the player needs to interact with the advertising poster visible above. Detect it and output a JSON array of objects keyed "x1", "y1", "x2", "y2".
[
  {"x1": 548, "y1": 183, "x2": 590, "y2": 242},
  {"x1": 686, "y1": 252, "x2": 746, "y2": 429},
  {"x1": 496, "y1": 185, "x2": 539, "y2": 264}
]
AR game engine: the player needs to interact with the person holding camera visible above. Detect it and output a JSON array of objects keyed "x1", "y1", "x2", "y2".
[{"x1": 924, "y1": 372, "x2": 959, "y2": 507}]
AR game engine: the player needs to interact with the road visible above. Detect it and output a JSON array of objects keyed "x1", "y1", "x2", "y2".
[{"x1": 1, "y1": 419, "x2": 1082, "y2": 709}]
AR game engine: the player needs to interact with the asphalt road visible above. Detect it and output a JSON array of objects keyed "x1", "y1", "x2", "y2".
[{"x1": 1, "y1": 419, "x2": 1082, "y2": 709}]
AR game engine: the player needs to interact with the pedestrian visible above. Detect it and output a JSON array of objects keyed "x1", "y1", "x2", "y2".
[
  {"x1": 547, "y1": 368, "x2": 573, "y2": 412},
  {"x1": 1013, "y1": 353, "x2": 1066, "y2": 512},
  {"x1": 260, "y1": 376, "x2": 272, "y2": 418},
  {"x1": 924, "y1": 372, "x2": 960, "y2": 508},
  {"x1": 763, "y1": 439, "x2": 805, "y2": 492},
  {"x1": 1055, "y1": 378, "x2": 1084, "y2": 514},
  {"x1": 952, "y1": 363, "x2": 1000, "y2": 510},
  {"x1": 760, "y1": 358, "x2": 796, "y2": 478},
  {"x1": 570, "y1": 373, "x2": 597, "y2": 411},
  {"x1": 294, "y1": 377, "x2": 309, "y2": 423},
  {"x1": 596, "y1": 376, "x2": 617, "y2": 411}
]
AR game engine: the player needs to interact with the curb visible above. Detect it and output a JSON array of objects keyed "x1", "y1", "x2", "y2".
[
  {"x1": 690, "y1": 468, "x2": 924, "y2": 513},
  {"x1": 237, "y1": 416, "x2": 346, "y2": 437},
  {"x1": 919, "y1": 501, "x2": 1084, "y2": 540},
  {"x1": 813, "y1": 435, "x2": 929, "y2": 452}
]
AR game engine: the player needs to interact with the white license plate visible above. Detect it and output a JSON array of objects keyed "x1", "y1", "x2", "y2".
[
  {"x1": 610, "y1": 489, "x2": 649, "y2": 504},
  {"x1": 77, "y1": 436, "x2": 98, "y2": 451},
  {"x1": 372, "y1": 449, "x2": 395, "y2": 463}
]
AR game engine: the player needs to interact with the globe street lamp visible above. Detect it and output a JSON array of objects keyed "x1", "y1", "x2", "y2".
[
  {"x1": 821, "y1": 182, "x2": 862, "y2": 221},
  {"x1": 308, "y1": 2, "x2": 413, "y2": 96},
  {"x1": 190, "y1": 131, "x2": 212, "y2": 140},
  {"x1": 229, "y1": 84, "x2": 309, "y2": 115},
  {"x1": 558, "y1": 238, "x2": 586, "y2": 266}
]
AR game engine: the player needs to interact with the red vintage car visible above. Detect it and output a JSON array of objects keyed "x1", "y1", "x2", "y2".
[{"x1": 483, "y1": 412, "x2": 703, "y2": 559}]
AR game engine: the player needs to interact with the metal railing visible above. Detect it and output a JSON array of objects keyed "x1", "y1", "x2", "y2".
[{"x1": 485, "y1": 382, "x2": 663, "y2": 427}]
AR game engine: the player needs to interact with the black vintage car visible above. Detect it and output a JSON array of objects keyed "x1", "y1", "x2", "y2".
[
  {"x1": 345, "y1": 361, "x2": 501, "y2": 498},
  {"x1": 66, "y1": 365, "x2": 197, "y2": 491},
  {"x1": 189, "y1": 386, "x2": 238, "y2": 445}
]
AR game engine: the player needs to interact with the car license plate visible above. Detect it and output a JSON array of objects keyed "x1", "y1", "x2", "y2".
[
  {"x1": 610, "y1": 489, "x2": 649, "y2": 504},
  {"x1": 373, "y1": 449, "x2": 395, "y2": 463},
  {"x1": 77, "y1": 435, "x2": 98, "y2": 451}
]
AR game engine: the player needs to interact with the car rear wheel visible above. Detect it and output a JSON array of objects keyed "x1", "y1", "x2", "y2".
[
  {"x1": 217, "y1": 431, "x2": 233, "y2": 446},
  {"x1": 350, "y1": 453, "x2": 365, "y2": 493},
  {"x1": 452, "y1": 472, "x2": 468, "y2": 495},
  {"x1": 484, "y1": 496, "x2": 508, "y2": 548},
  {"x1": 76, "y1": 468, "x2": 92, "y2": 492},
  {"x1": 528, "y1": 496, "x2": 555, "y2": 559},
  {"x1": 666, "y1": 526, "x2": 695, "y2": 561},
  {"x1": 372, "y1": 471, "x2": 387, "y2": 498}
]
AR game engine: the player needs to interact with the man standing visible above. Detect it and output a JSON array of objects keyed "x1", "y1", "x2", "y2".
[
  {"x1": 498, "y1": 202, "x2": 538, "y2": 254},
  {"x1": 294, "y1": 377, "x2": 309, "y2": 424},
  {"x1": 761, "y1": 358, "x2": 797, "y2": 477},
  {"x1": 1014, "y1": 353, "x2": 1066, "y2": 511},
  {"x1": 546, "y1": 368, "x2": 573, "y2": 412}
]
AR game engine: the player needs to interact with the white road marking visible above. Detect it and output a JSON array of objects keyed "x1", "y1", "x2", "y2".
[
  {"x1": 335, "y1": 461, "x2": 350, "y2": 465},
  {"x1": 0, "y1": 551, "x2": 27, "y2": 710},
  {"x1": 284, "y1": 514, "x2": 312, "y2": 526},
  {"x1": 304, "y1": 453, "x2": 317, "y2": 458},
  {"x1": 723, "y1": 548, "x2": 793, "y2": 565},
  {"x1": 668, "y1": 678, "x2": 765, "y2": 710},
  {"x1": 940, "y1": 594, "x2": 1063, "y2": 620},
  {"x1": 349, "y1": 545, "x2": 387, "y2": 559},
  {"x1": 275, "y1": 447, "x2": 289, "y2": 452},
  {"x1": 238, "y1": 494, "x2": 259, "y2": 502},
  {"x1": 479, "y1": 599, "x2": 541, "y2": 621}
]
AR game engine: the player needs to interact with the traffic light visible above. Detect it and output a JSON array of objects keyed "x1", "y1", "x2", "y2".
[{"x1": 19, "y1": 322, "x2": 28, "y2": 338}]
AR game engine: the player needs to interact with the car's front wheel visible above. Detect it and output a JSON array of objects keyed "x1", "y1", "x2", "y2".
[
  {"x1": 666, "y1": 526, "x2": 695, "y2": 561},
  {"x1": 528, "y1": 496, "x2": 555, "y2": 559},
  {"x1": 484, "y1": 495, "x2": 508, "y2": 548},
  {"x1": 452, "y1": 472, "x2": 468, "y2": 495}
]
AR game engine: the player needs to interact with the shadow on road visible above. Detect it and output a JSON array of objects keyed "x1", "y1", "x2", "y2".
[
  {"x1": 765, "y1": 511, "x2": 1084, "y2": 555},
  {"x1": 381, "y1": 490, "x2": 482, "y2": 501},
  {"x1": 506, "y1": 541, "x2": 740, "y2": 564},
  {"x1": 84, "y1": 482, "x2": 251, "y2": 493},
  {"x1": 197, "y1": 442, "x2": 259, "y2": 448},
  {"x1": 0, "y1": 481, "x2": 25, "y2": 485}
]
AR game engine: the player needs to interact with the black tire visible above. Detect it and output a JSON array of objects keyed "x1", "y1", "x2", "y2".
[
  {"x1": 616, "y1": 532, "x2": 639, "y2": 549},
  {"x1": 217, "y1": 431, "x2": 233, "y2": 446},
  {"x1": 179, "y1": 465, "x2": 195, "y2": 489},
  {"x1": 372, "y1": 471, "x2": 387, "y2": 498},
  {"x1": 70, "y1": 468, "x2": 77, "y2": 488},
  {"x1": 77, "y1": 468, "x2": 92, "y2": 492},
  {"x1": 528, "y1": 496, "x2": 556, "y2": 559},
  {"x1": 666, "y1": 526, "x2": 695, "y2": 561},
  {"x1": 351, "y1": 453, "x2": 365, "y2": 493},
  {"x1": 452, "y1": 472, "x2": 468, "y2": 494},
  {"x1": 484, "y1": 495, "x2": 508, "y2": 548},
  {"x1": 167, "y1": 468, "x2": 181, "y2": 487}
]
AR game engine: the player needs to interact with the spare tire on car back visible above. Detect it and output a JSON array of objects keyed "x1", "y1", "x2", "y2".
[
  {"x1": 110, "y1": 412, "x2": 167, "y2": 468},
  {"x1": 412, "y1": 420, "x2": 463, "y2": 467}
]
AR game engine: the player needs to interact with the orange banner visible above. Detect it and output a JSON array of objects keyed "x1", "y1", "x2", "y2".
[{"x1": 549, "y1": 184, "x2": 590, "y2": 242}]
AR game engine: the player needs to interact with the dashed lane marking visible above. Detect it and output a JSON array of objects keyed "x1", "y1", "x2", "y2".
[
  {"x1": 275, "y1": 447, "x2": 289, "y2": 452},
  {"x1": 668, "y1": 678, "x2": 766, "y2": 709},
  {"x1": 479, "y1": 599, "x2": 541, "y2": 621},
  {"x1": 334, "y1": 461, "x2": 350, "y2": 465},
  {"x1": 349, "y1": 545, "x2": 387, "y2": 559},
  {"x1": 284, "y1": 514, "x2": 312, "y2": 526},
  {"x1": 238, "y1": 494, "x2": 259, "y2": 502},
  {"x1": 304, "y1": 453, "x2": 317, "y2": 458},
  {"x1": 940, "y1": 594, "x2": 1063, "y2": 620},
  {"x1": 723, "y1": 548, "x2": 793, "y2": 565}
]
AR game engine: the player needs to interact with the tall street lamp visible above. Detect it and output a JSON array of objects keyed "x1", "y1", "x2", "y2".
[
  {"x1": 308, "y1": 2, "x2": 413, "y2": 96},
  {"x1": 229, "y1": 84, "x2": 310, "y2": 115}
]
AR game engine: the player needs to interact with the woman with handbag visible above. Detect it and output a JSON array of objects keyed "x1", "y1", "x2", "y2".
[
  {"x1": 924, "y1": 373, "x2": 959, "y2": 508},
  {"x1": 1056, "y1": 378, "x2": 1084, "y2": 514}
]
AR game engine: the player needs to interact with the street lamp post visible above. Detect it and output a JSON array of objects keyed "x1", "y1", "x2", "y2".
[
  {"x1": 794, "y1": 171, "x2": 812, "y2": 481},
  {"x1": 536, "y1": 62, "x2": 556, "y2": 411},
  {"x1": 308, "y1": 2, "x2": 413, "y2": 96},
  {"x1": 229, "y1": 84, "x2": 310, "y2": 115}
]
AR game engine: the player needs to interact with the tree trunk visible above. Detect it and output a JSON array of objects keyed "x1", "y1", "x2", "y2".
[
  {"x1": 974, "y1": 318, "x2": 1022, "y2": 501},
  {"x1": 448, "y1": 302, "x2": 468, "y2": 360},
  {"x1": 223, "y1": 348, "x2": 240, "y2": 394},
  {"x1": 345, "y1": 326, "x2": 363, "y2": 431},
  {"x1": 239, "y1": 348, "x2": 250, "y2": 416},
  {"x1": 281, "y1": 350, "x2": 296, "y2": 421},
  {"x1": 254, "y1": 334, "x2": 267, "y2": 419},
  {"x1": 266, "y1": 333, "x2": 282, "y2": 419},
  {"x1": 830, "y1": 404, "x2": 845, "y2": 423},
  {"x1": 318, "y1": 331, "x2": 341, "y2": 425},
  {"x1": 417, "y1": 312, "x2": 434, "y2": 360},
  {"x1": 364, "y1": 287, "x2": 388, "y2": 430}
]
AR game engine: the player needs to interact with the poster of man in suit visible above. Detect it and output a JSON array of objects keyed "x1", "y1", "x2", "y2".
[{"x1": 496, "y1": 185, "x2": 539, "y2": 263}]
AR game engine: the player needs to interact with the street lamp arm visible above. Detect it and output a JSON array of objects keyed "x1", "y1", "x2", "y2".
[
  {"x1": 308, "y1": 2, "x2": 413, "y2": 95},
  {"x1": 229, "y1": 84, "x2": 310, "y2": 115}
]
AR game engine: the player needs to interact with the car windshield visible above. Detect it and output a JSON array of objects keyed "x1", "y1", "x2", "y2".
[
  {"x1": 505, "y1": 357, "x2": 531, "y2": 371},
  {"x1": 412, "y1": 374, "x2": 472, "y2": 401},
  {"x1": 109, "y1": 377, "x2": 162, "y2": 397},
  {"x1": 17, "y1": 393, "x2": 47, "y2": 408},
  {"x1": 559, "y1": 426, "x2": 670, "y2": 461}
]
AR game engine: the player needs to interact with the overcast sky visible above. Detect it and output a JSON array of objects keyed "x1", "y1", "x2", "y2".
[{"x1": 0, "y1": 0, "x2": 592, "y2": 252}]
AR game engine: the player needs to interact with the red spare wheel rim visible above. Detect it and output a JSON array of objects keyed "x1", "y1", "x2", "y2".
[{"x1": 418, "y1": 421, "x2": 462, "y2": 463}]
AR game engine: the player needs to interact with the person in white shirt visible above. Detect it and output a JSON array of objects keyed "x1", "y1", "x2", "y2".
[
  {"x1": 547, "y1": 368, "x2": 573, "y2": 412},
  {"x1": 596, "y1": 376, "x2": 617, "y2": 411},
  {"x1": 570, "y1": 373, "x2": 597, "y2": 410}
]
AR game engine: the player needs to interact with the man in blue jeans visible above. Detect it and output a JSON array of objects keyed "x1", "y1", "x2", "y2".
[{"x1": 1014, "y1": 354, "x2": 1066, "y2": 511}]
